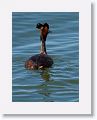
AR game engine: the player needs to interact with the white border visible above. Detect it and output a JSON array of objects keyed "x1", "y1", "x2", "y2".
[{"x1": 0, "y1": 0, "x2": 91, "y2": 114}]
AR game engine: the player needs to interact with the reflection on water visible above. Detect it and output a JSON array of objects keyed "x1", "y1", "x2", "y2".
[
  {"x1": 41, "y1": 69, "x2": 50, "y2": 81},
  {"x1": 12, "y1": 12, "x2": 79, "y2": 102}
]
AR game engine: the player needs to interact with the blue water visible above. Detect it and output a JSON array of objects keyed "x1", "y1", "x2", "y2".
[{"x1": 12, "y1": 12, "x2": 79, "y2": 102}]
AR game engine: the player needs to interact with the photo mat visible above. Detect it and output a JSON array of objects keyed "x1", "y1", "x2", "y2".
[{"x1": 0, "y1": 0, "x2": 91, "y2": 114}]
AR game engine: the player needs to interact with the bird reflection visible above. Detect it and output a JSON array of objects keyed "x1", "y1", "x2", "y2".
[
  {"x1": 40, "y1": 69, "x2": 50, "y2": 81},
  {"x1": 38, "y1": 69, "x2": 54, "y2": 101}
]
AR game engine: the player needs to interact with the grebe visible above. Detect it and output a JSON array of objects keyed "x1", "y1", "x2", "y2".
[{"x1": 25, "y1": 23, "x2": 53, "y2": 70}]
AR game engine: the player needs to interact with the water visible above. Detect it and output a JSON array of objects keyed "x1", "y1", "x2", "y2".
[{"x1": 12, "y1": 12, "x2": 79, "y2": 102}]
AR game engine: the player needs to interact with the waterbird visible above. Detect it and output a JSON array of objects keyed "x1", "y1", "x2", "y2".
[{"x1": 25, "y1": 23, "x2": 53, "y2": 70}]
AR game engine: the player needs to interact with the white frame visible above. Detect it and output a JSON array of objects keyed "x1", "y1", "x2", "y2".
[{"x1": 0, "y1": 0, "x2": 91, "y2": 114}]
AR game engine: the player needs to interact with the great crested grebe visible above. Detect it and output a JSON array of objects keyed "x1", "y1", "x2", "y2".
[{"x1": 25, "y1": 23, "x2": 53, "y2": 70}]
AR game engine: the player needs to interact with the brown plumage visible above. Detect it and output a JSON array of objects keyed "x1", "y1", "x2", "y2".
[{"x1": 40, "y1": 24, "x2": 49, "y2": 41}]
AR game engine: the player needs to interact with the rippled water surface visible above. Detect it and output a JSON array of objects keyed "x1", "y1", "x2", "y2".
[{"x1": 12, "y1": 12, "x2": 79, "y2": 102}]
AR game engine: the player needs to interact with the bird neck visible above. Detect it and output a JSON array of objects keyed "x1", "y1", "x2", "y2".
[{"x1": 40, "y1": 41, "x2": 47, "y2": 54}]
